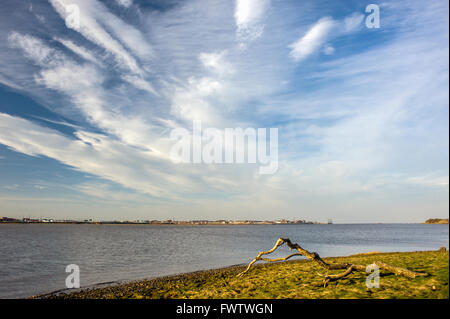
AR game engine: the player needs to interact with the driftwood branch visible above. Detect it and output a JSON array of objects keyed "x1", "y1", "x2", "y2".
[{"x1": 237, "y1": 238, "x2": 428, "y2": 286}]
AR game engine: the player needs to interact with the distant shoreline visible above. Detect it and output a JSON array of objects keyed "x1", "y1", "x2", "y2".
[
  {"x1": 423, "y1": 218, "x2": 449, "y2": 224},
  {"x1": 1, "y1": 221, "x2": 447, "y2": 226},
  {"x1": 1, "y1": 217, "x2": 327, "y2": 225}
]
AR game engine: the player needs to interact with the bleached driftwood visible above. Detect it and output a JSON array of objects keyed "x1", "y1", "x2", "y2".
[{"x1": 237, "y1": 238, "x2": 428, "y2": 287}]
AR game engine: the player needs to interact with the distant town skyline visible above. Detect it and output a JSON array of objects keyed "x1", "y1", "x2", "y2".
[
  {"x1": 0, "y1": 0, "x2": 448, "y2": 223},
  {"x1": 1, "y1": 216, "x2": 332, "y2": 225}
]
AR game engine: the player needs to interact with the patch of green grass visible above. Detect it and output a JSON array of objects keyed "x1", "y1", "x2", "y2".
[{"x1": 46, "y1": 250, "x2": 449, "y2": 299}]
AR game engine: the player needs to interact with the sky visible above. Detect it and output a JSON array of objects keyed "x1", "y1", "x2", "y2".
[{"x1": 0, "y1": 0, "x2": 448, "y2": 223}]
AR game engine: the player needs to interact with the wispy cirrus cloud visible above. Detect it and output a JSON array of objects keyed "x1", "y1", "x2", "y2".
[
  {"x1": 48, "y1": 0, "x2": 152, "y2": 74},
  {"x1": 8, "y1": 32, "x2": 65, "y2": 67},
  {"x1": 0, "y1": 113, "x2": 187, "y2": 198},
  {"x1": 289, "y1": 12, "x2": 365, "y2": 62},
  {"x1": 289, "y1": 17, "x2": 336, "y2": 61},
  {"x1": 54, "y1": 37, "x2": 103, "y2": 66}
]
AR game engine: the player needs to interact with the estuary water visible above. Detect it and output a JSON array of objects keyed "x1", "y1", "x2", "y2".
[{"x1": 0, "y1": 223, "x2": 448, "y2": 298}]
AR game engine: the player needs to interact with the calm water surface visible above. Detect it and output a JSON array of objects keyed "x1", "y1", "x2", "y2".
[{"x1": 0, "y1": 223, "x2": 448, "y2": 298}]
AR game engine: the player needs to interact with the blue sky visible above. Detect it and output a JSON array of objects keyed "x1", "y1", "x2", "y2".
[{"x1": 0, "y1": 0, "x2": 448, "y2": 222}]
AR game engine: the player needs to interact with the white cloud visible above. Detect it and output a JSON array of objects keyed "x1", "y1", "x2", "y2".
[
  {"x1": 54, "y1": 37, "x2": 102, "y2": 66},
  {"x1": 6, "y1": 32, "x2": 161, "y2": 154},
  {"x1": 121, "y1": 74, "x2": 158, "y2": 96},
  {"x1": 100, "y1": 9, "x2": 153, "y2": 60},
  {"x1": 0, "y1": 113, "x2": 265, "y2": 204},
  {"x1": 288, "y1": 13, "x2": 364, "y2": 62},
  {"x1": 171, "y1": 77, "x2": 223, "y2": 124},
  {"x1": 0, "y1": 113, "x2": 176, "y2": 198},
  {"x1": 115, "y1": 0, "x2": 132, "y2": 8},
  {"x1": 234, "y1": 0, "x2": 270, "y2": 42},
  {"x1": 36, "y1": 62, "x2": 103, "y2": 94},
  {"x1": 199, "y1": 51, "x2": 233, "y2": 75},
  {"x1": 7, "y1": 32, "x2": 64, "y2": 67},
  {"x1": 289, "y1": 17, "x2": 336, "y2": 61},
  {"x1": 48, "y1": 0, "x2": 150, "y2": 74},
  {"x1": 343, "y1": 13, "x2": 364, "y2": 33}
]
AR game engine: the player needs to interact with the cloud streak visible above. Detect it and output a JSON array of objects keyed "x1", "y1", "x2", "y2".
[{"x1": 289, "y1": 17, "x2": 336, "y2": 61}]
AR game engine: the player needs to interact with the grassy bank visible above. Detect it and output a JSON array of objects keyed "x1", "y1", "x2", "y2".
[{"x1": 42, "y1": 250, "x2": 448, "y2": 299}]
